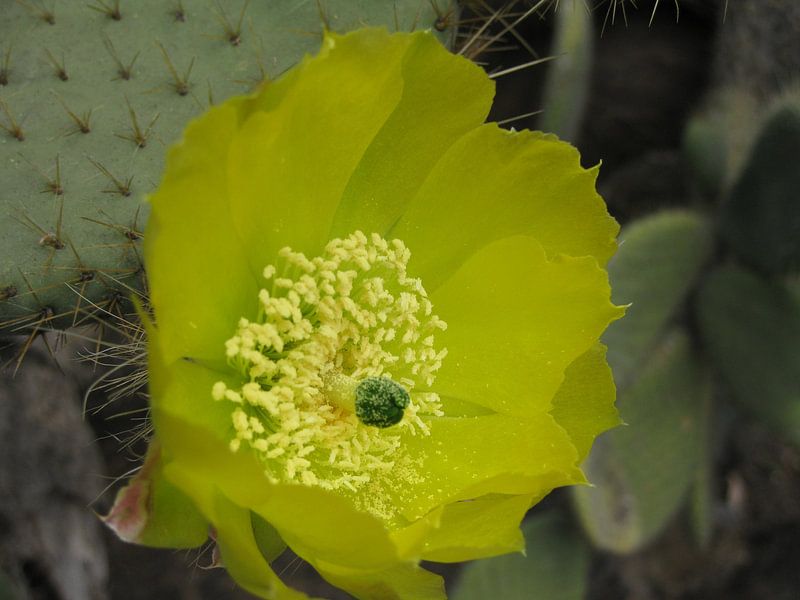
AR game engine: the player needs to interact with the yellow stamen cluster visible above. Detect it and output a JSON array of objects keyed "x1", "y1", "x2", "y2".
[{"x1": 213, "y1": 231, "x2": 447, "y2": 495}]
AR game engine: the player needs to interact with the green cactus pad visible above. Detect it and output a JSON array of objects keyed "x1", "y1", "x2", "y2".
[
  {"x1": 453, "y1": 512, "x2": 590, "y2": 600},
  {"x1": 576, "y1": 211, "x2": 715, "y2": 553},
  {"x1": 683, "y1": 111, "x2": 728, "y2": 199},
  {"x1": 0, "y1": 0, "x2": 455, "y2": 332},
  {"x1": 573, "y1": 330, "x2": 710, "y2": 554},
  {"x1": 538, "y1": 1, "x2": 593, "y2": 142},
  {"x1": 697, "y1": 264, "x2": 800, "y2": 446},
  {"x1": 602, "y1": 210, "x2": 713, "y2": 390},
  {"x1": 720, "y1": 100, "x2": 800, "y2": 275}
]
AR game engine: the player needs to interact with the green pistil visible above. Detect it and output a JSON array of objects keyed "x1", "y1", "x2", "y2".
[{"x1": 355, "y1": 376, "x2": 409, "y2": 428}]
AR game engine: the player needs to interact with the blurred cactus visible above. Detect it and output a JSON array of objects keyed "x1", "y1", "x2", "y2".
[
  {"x1": 574, "y1": 331, "x2": 710, "y2": 553},
  {"x1": 683, "y1": 110, "x2": 727, "y2": 199},
  {"x1": 570, "y1": 209, "x2": 714, "y2": 555},
  {"x1": 601, "y1": 210, "x2": 713, "y2": 390},
  {"x1": 688, "y1": 90, "x2": 800, "y2": 446},
  {"x1": 573, "y1": 90, "x2": 800, "y2": 559},
  {"x1": 0, "y1": 0, "x2": 454, "y2": 333},
  {"x1": 570, "y1": 2, "x2": 800, "y2": 562},
  {"x1": 559, "y1": 0, "x2": 800, "y2": 566},
  {"x1": 688, "y1": 379, "x2": 715, "y2": 549},
  {"x1": 719, "y1": 98, "x2": 800, "y2": 274},
  {"x1": 538, "y1": 0, "x2": 592, "y2": 142},
  {"x1": 697, "y1": 265, "x2": 800, "y2": 445},
  {"x1": 452, "y1": 512, "x2": 589, "y2": 600}
]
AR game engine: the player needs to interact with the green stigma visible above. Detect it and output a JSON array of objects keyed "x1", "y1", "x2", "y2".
[{"x1": 355, "y1": 377, "x2": 410, "y2": 428}]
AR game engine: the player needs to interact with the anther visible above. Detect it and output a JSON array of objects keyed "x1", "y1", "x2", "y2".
[{"x1": 355, "y1": 377, "x2": 409, "y2": 428}]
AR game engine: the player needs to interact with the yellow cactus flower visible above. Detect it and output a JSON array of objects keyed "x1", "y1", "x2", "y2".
[{"x1": 106, "y1": 27, "x2": 623, "y2": 600}]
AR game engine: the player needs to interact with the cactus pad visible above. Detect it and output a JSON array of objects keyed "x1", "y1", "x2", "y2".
[{"x1": 0, "y1": 0, "x2": 455, "y2": 332}]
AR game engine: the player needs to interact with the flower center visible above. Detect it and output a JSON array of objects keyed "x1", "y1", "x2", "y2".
[
  {"x1": 212, "y1": 231, "x2": 446, "y2": 494},
  {"x1": 355, "y1": 377, "x2": 410, "y2": 428}
]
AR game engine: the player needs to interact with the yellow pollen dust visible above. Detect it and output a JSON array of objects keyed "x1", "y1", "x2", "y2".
[{"x1": 213, "y1": 231, "x2": 447, "y2": 495}]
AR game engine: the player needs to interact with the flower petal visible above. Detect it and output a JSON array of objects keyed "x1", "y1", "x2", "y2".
[
  {"x1": 148, "y1": 326, "x2": 274, "y2": 508},
  {"x1": 315, "y1": 562, "x2": 445, "y2": 600},
  {"x1": 147, "y1": 28, "x2": 483, "y2": 365},
  {"x1": 389, "y1": 508, "x2": 444, "y2": 561},
  {"x1": 157, "y1": 402, "x2": 419, "y2": 589},
  {"x1": 141, "y1": 26, "x2": 624, "y2": 600},
  {"x1": 252, "y1": 485, "x2": 399, "y2": 571},
  {"x1": 225, "y1": 28, "x2": 415, "y2": 274},
  {"x1": 329, "y1": 32, "x2": 493, "y2": 238},
  {"x1": 149, "y1": 342, "x2": 241, "y2": 447},
  {"x1": 429, "y1": 235, "x2": 623, "y2": 418},
  {"x1": 155, "y1": 402, "x2": 276, "y2": 511},
  {"x1": 251, "y1": 513, "x2": 288, "y2": 564},
  {"x1": 145, "y1": 98, "x2": 258, "y2": 364},
  {"x1": 550, "y1": 344, "x2": 621, "y2": 462},
  {"x1": 150, "y1": 337, "x2": 405, "y2": 574},
  {"x1": 390, "y1": 126, "x2": 618, "y2": 291},
  {"x1": 384, "y1": 412, "x2": 584, "y2": 522},
  {"x1": 420, "y1": 494, "x2": 537, "y2": 563},
  {"x1": 163, "y1": 462, "x2": 305, "y2": 600},
  {"x1": 162, "y1": 416, "x2": 404, "y2": 573},
  {"x1": 102, "y1": 439, "x2": 208, "y2": 549}
]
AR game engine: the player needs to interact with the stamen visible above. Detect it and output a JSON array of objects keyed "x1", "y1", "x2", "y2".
[{"x1": 212, "y1": 231, "x2": 447, "y2": 507}]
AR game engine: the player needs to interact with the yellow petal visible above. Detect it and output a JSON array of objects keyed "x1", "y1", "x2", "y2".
[
  {"x1": 225, "y1": 28, "x2": 412, "y2": 270},
  {"x1": 102, "y1": 439, "x2": 208, "y2": 549},
  {"x1": 315, "y1": 561, "x2": 445, "y2": 600},
  {"x1": 151, "y1": 352, "x2": 402, "y2": 574},
  {"x1": 149, "y1": 348, "x2": 242, "y2": 448},
  {"x1": 430, "y1": 235, "x2": 623, "y2": 418},
  {"x1": 389, "y1": 508, "x2": 444, "y2": 561},
  {"x1": 145, "y1": 98, "x2": 258, "y2": 364},
  {"x1": 379, "y1": 412, "x2": 583, "y2": 522},
  {"x1": 550, "y1": 344, "x2": 622, "y2": 462},
  {"x1": 163, "y1": 462, "x2": 304, "y2": 600},
  {"x1": 252, "y1": 484, "x2": 398, "y2": 571},
  {"x1": 329, "y1": 32, "x2": 493, "y2": 237},
  {"x1": 420, "y1": 494, "x2": 537, "y2": 563},
  {"x1": 391, "y1": 125, "x2": 618, "y2": 291}
]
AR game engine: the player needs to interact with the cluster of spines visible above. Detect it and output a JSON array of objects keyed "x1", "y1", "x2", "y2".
[{"x1": 0, "y1": 0, "x2": 467, "y2": 362}]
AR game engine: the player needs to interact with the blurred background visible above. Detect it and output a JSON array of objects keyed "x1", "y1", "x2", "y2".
[{"x1": 1, "y1": 0, "x2": 798, "y2": 598}]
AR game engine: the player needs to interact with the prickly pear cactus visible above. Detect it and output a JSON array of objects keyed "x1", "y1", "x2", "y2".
[{"x1": 0, "y1": 0, "x2": 455, "y2": 332}]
